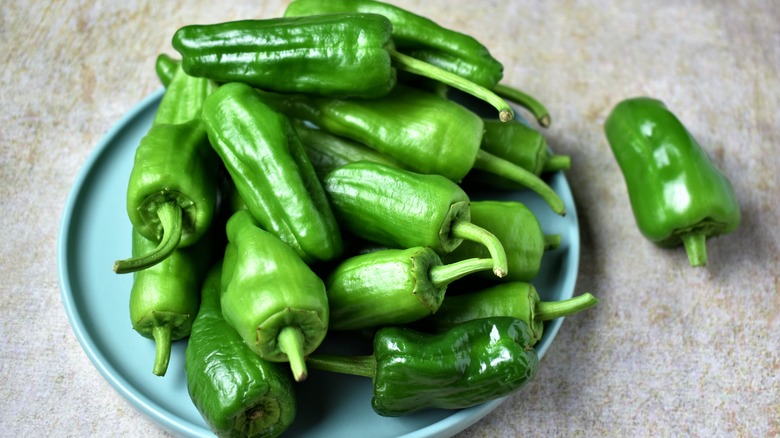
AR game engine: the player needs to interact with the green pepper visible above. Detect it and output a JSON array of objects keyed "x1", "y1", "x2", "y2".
[
  {"x1": 129, "y1": 229, "x2": 211, "y2": 376},
  {"x1": 306, "y1": 316, "x2": 538, "y2": 416},
  {"x1": 443, "y1": 200, "x2": 558, "y2": 282},
  {"x1": 113, "y1": 65, "x2": 218, "y2": 274},
  {"x1": 185, "y1": 262, "x2": 297, "y2": 438},
  {"x1": 425, "y1": 282, "x2": 598, "y2": 345},
  {"x1": 283, "y1": 0, "x2": 503, "y2": 89},
  {"x1": 221, "y1": 209, "x2": 329, "y2": 382},
  {"x1": 325, "y1": 246, "x2": 496, "y2": 330},
  {"x1": 172, "y1": 13, "x2": 513, "y2": 120},
  {"x1": 154, "y1": 53, "x2": 179, "y2": 88},
  {"x1": 201, "y1": 81, "x2": 343, "y2": 264},
  {"x1": 261, "y1": 85, "x2": 565, "y2": 215},
  {"x1": 322, "y1": 161, "x2": 509, "y2": 277},
  {"x1": 604, "y1": 97, "x2": 741, "y2": 267}
]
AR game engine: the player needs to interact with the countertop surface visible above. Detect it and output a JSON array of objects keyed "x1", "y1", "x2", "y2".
[{"x1": 2, "y1": 1, "x2": 778, "y2": 436}]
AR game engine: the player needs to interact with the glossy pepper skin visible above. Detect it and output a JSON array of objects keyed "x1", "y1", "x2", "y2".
[
  {"x1": 115, "y1": 65, "x2": 218, "y2": 273},
  {"x1": 260, "y1": 85, "x2": 564, "y2": 214},
  {"x1": 283, "y1": 0, "x2": 503, "y2": 89},
  {"x1": 129, "y1": 229, "x2": 211, "y2": 376},
  {"x1": 604, "y1": 97, "x2": 740, "y2": 267},
  {"x1": 185, "y1": 262, "x2": 296, "y2": 438},
  {"x1": 322, "y1": 161, "x2": 509, "y2": 277},
  {"x1": 201, "y1": 82, "x2": 343, "y2": 264},
  {"x1": 443, "y1": 200, "x2": 555, "y2": 282},
  {"x1": 324, "y1": 246, "x2": 495, "y2": 330},
  {"x1": 306, "y1": 316, "x2": 539, "y2": 416},
  {"x1": 221, "y1": 209, "x2": 329, "y2": 382},
  {"x1": 427, "y1": 282, "x2": 598, "y2": 345}
]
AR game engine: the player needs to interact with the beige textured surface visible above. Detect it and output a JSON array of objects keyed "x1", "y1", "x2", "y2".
[{"x1": 2, "y1": 1, "x2": 779, "y2": 436}]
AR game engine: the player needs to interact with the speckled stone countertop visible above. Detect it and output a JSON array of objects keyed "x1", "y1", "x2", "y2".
[{"x1": 2, "y1": 1, "x2": 778, "y2": 436}]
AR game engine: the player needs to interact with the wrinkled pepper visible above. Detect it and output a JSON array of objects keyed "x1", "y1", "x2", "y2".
[
  {"x1": 261, "y1": 85, "x2": 565, "y2": 215},
  {"x1": 425, "y1": 282, "x2": 598, "y2": 345},
  {"x1": 443, "y1": 200, "x2": 559, "y2": 282},
  {"x1": 325, "y1": 246, "x2": 496, "y2": 330},
  {"x1": 114, "y1": 65, "x2": 218, "y2": 274},
  {"x1": 604, "y1": 97, "x2": 741, "y2": 267},
  {"x1": 220, "y1": 210, "x2": 329, "y2": 381},
  {"x1": 283, "y1": 0, "x2": 503, "y2": 89},
  {"x1": 201, "y1": 81, "x2": 343, "y2": 264},
  {"x1": 172, "y1": 13, "x2": 513, "y2": 120},
  {"x1": 129, "y1": 229, "x2": 211, "y2": 376},
  {"x1": 322, "y1": 161, "x2": 509, "y2": 277},
  {"x1": 306, "y1": 316, "x2": 538, "y2": 416},
  {"x1": 185, "y1": 262, "x2": 297, "y2": 438}
]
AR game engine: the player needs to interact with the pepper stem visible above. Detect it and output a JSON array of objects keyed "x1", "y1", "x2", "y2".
[
  {"x1": 306, "y1": 353, "x2": 376, "y2": 379},
  {"x1": 535, "y1": 293, "x2": 599, "y2": 321},
  {"x1": 389, "y1": 49, "x2": 514, "y2": 122},
  {"x1": 151, "y1": 324, "x2": 172, "y2": 376},
  {"x1": 543, "y1": 154, "x2": 571, "y2": 173},
  {"x1": 113, "y1": 202, "x2": 183, "y2": 274},
  {"x1": 493, "y1": 83, "x2": 551, "y2": 128},
  {"x1": 474, "y1": 149, "x2": 566, "y2": 216},
  {"x1": 430, "y1": 258, "x2": 495, "y2": 289},
  {"x1": 680, "y1": 231, "x2": 708, "y2": 267},
  {"x1": 277, "y1": 326, "x2": 308, "y2": 382},
  {"x1": 449, "y1": 220, "x2": 509, "y2": 277}
]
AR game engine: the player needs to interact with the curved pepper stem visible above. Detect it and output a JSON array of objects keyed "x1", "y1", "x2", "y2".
[
  {"x1": 277, "y1": 326, "x2": 309, "y2": 382},
  {"x1": 389, "y1": 49, "x2": 514, "y2": 122},
  {"x1": 543, "y1": 154, "x2": 571, "y2": 173},
  {"x1": 493, "y1": 83, "x2": 551, "y2": 128},
  {"x1": 473, "y1": 150, "x2": 566, "y2": 216},
  {"x1": 114, "y1": 202, "x2": 184, "y2": 274},
  {"x1": 534, "y1": 293, "x2": 599, "y2": 321},
  {"x1": 449, "y1": 220, "x2": 508, "y2": 277},
  {"x1": 429, "y1": 257, "x2": 495, "y2": 289},
  {"x1": 680, "y1": 231, "x2": 708, "y2": 267},
  {"x1": 151, "y1": 324, "x2": 172, "y2": 376}
]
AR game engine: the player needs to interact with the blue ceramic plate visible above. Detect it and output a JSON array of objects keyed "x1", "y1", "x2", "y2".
[{"x1": 57, "y1": 88, "x2": 580, "y2": 438}]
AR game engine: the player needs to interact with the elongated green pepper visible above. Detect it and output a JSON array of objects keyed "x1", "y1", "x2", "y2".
[
  {"x1": 426, "y1": 282, "x2": 598, "y2": 345},
  {"x1": 221, "y1": 210, "x2": 329, "y2": 382},
  {"x1": 114, "y1": 66, "x2": 218, "y2": 273},
  {"x1": 129, "y1": 229, "x2": 211, "y2": 376},
  {"x1": 604, "y1": 97, "x2": 741, "y2": 267},
  {"x1": 323, "y1": 161, "x2": 509, "y2": 277},
  {"x1": 185, "y1": 262, "x2": 296, "y2": 438},
  {"x1": 172, "y1": 13, "x2": 513, "y2": 120},
  {"x1": 283, "y1": 0, "x2": 503, "y2": 89},
  {"x1": 443, "y1": 200, "x2": 557, "y2": 282},
  {"x1": 325, "y1": 246, "x2": 496, "y2": 330},
  {"x1": 201, "y1": 82, "x2": 343, "y2": 264},
  {"x1": 261, "y1": 85, "x2": 565, "y2": 215},
  {"x1": 307, "y1": 316, "x2": 538, "y2": 416}
]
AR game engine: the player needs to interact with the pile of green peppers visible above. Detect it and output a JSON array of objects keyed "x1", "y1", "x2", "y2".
[{"x1": 115, "y1": 1, "x2": 603, "y2": 437}]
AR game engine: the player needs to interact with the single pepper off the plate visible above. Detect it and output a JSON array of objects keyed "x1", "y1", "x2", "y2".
[
  {"x1": 306, "y1": 316, "x2": 539, "y2": 417},
  {"x1": 604, "y1": 97, "x2": 740, "y2": 267},
  {"x1": 185, "y1": 262, "x2": 296, "y2": 438}
]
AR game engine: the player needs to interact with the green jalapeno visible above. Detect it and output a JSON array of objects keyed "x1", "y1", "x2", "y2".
[
  {"x1": 201, "y1": 81, "x2": 343, "y2": 264},
  {"x1": 443, "y1": 200, "x2": 558, "y2": 282},
  {"x1": 426, "y1": 282, "x2": 598, "y2": 345},
  {"x1": 113, "y1": 66, "x2": 218, "y2": 274},
  {"x1": 185, "y1": 261, "x2": 297, "y2": 438},
  {"x1": 221, "y1": 209, "x2": 329, "y2": 382},
  {"x1": 325, "y1": 246, "x2": 496, "y2": 330},
  {"x1": 129, "y1": 229, "x2": 211, "y2": 376},
  {"x1": 322, "y1": 161, "x2": 509, "y2": 278},
  {"x1": 604, "y1": 97, "x2": 741, "y2": 267},
  {"x1": 172, "y1": 13, "x2": 513, "y2": 120},
  {"x1": 260, "y1": 85, "x2": 565, "y2": 215},
  {"x1": 306, "y1": 316, "x2": 538, "y2": 416}
]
